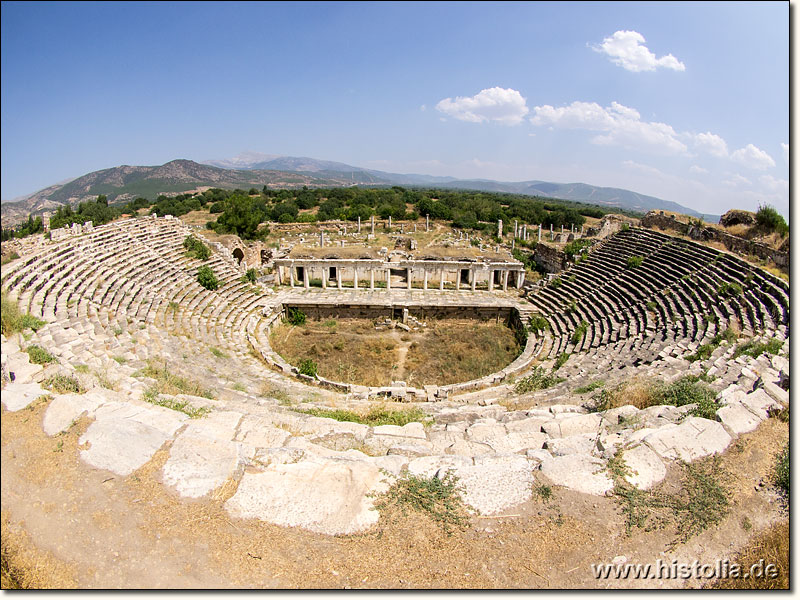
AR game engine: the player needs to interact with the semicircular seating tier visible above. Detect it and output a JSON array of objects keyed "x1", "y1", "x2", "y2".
[
  {"x1": 525, "y1": 227, "x2": 789, "y2": 378},
  {"x1": 1, "y1": 217, "x2": 275, "y2": 368}
]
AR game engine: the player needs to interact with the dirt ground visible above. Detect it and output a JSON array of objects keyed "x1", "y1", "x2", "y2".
[
  {"x1": 269, "y1": 318, "x2": 520, "y2": 388},
  {"x1": 0, "y1": 397, "x2": 788, "y2": 589}
]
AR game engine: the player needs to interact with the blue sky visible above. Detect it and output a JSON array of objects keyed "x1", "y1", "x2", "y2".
[{"x1": 1, "y1": 1, "x2": 789, "y2": 218}]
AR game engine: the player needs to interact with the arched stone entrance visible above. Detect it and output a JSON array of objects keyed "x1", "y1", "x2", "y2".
[{"x1": 232, "y1": 248, "x2": 244, "y2": 265}]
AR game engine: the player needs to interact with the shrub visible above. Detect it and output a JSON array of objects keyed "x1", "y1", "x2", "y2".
[
  {"x1": 549, "y1": 277, "x2": 562, "y2": 289},
  {"x1": 1, "y1": 292, "x2": 46, "y2": 335},
  {"x1": 26, "y1": 345, "x2": 55, "y2": 365},
  {"x1": 716, "y1": 282, "x2": 743, "y2": 298},
  {"x1": 183, "y1": 235, "x2": 210, "y2": 260},
  {"x1": 756, "y1": 204, "x2": 789, "y2": 236},
  {"x1": 652, "y1": 375, "x2": 718, "y2": 419},
  {"x1": 646, "y1": 301, "x2": 658, "y2": 312},
  {"x1": 197, "y1": 265, "x2": 219, "y2": 290},
  {"x1": 241, "y1": 268, "x2": 258, "y2": 283},
  {"x1": 575, "y1": 380, "x2": 605, "y2": 394},
  {"x1": 553, "y1": 352, "x2": 570, "y2": 370},
  {"x1": 626, "y1": 255, "x2": 644, "y2": 268},
  {"x1": 298, "y1": 358, "x2": 317, "y2": 377},
  {"x1": 515, "y1": 366, "x2": 564, "y2": 393},
  {"x1": 286, "y1": 307, "x2": 306, "y2": 326},
  {"x1": 373, "y1": 470, "x2": 471, "y2": 534},
  {"x1": 43, "y1": 374, "x2": 84, "y2": 394},
  {"x1": 528, "y1": 314, "x2": 549, "y2": 334},
  {"x1": 570, "y1": 320, "x2": 588, "y2": 345},
  {"x1": 734, "y1": 338, "x2": 783, "y2": 359}
]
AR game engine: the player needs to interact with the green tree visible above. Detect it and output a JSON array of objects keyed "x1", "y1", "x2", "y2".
[{"x1": 197, "y1": 265, "x2": 219, "y2": 290}]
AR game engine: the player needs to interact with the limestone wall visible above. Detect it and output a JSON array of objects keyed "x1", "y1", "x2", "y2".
[{"x1": 533, "y1": 243, "x2": 567, "y2": 273}]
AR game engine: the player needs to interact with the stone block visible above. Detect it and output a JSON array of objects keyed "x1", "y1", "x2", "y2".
[
  {"x1": 539, "y1": 454, "x2": 614, "y2": 496},
  {"x1": 1, "y1": 382, "x2": 48, "y2": 411},
  {"x1": 643, "y1": 417, "x2": 731, "y2": 462},
  {"x1": 620, "y1": 444, "x2": 666, "y2": 490},
  {"x1": 716, "y1": 404, "x2": 761, "y2": 435}
]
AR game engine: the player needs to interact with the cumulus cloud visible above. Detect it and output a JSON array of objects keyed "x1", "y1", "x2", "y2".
[
  {"x1": 759, "y1": 174, "x2": 789, "y2": 193},
  {"x1": 693, "y1": 132, "x2": 729, "y2": 157},
  {"x1": 730, "y1": 144, "x2": 776, "y2": 170},
  {"x1": 723, "y1": 174, "x2": 752, "y2": 187},
  {"x1": 593, "y1": 30, "x2": 685, "y2": 72},
  {"x1": 530, "y1": 100, "x2": 687, "y2": 154},
  {"x1": 689, "y1": 165, "x2": 709, "y2": 175},
  {"x1": 436, "y1": 87, "x2": 529, "y2": 125},
  {"x1": 781, "y1": 142, "x2": 789, "y2": 163}
]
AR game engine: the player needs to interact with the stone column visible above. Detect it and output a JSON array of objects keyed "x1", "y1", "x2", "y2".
[
  {"x1": 538, "y1": 225, "x2": 542, "y2": 242},
  {"x1": 522, "y1": 225, "x2": 527, "y2": 241},
  {"x1": 561, "y1": 225, "x2": 564, "y2": 234},
  {"x1": 581, "y1": 224, "x2": 584, "y2": 236},
  {"x1": 571, "y1": 223, "x2": 575, "y2": 234},
  {"x1": 488, "y1": 270, "x2": 494, "y2": 291},
  {"x1": 322, "y1": 266, "x2": 327, "y2": 289},
  {"x1": 353, "y1": 267, "x2": 358, "y2": 290},
  {"x1": 502, "y1": 270, "x2": 509, "y2": 291},
  {"x1": 517, "y1": 271, "x2": 524, "y2": 288},
  {"x1": 456, "y1": 270, "x2": 461, "y2": 291},
  {"x1": 337, "y1": 267, "x2": 342, "y2": 290},
  {"x1": 400, "y1": 223, "x2": 404, "y2": 234},
  {"x1": 439, "y1": 269, "x2": 445, "y2": 290},
  {"x1": 497, "y1": 219, "x2": 503, "y2": 238},
  {"x1": 386, "y1": 269, "x2": 391, "y2": 290},
  {"x1": 422, "y1": 269, "x2": 428, "y2": 290},
  {"x1": 514, "y1": 220, "x2": 518, "y2": 239},
  {"x1": 511, "y1": 238, "x2": 515, "y2": 250},
  {"x1": 320, "y1": 231, "x2": 324, "y2": 247},
  {"x1": 289, "y1": 266, "x2": 295, "y2": 288},
  {"x1": 407, "y1": 267, "x2": 412, "y2": 290},
  {"x1": 471, "y1": 269, "x2": 477, "y2": 292},
  {"x1": 414, "y1": 224, "x2": 417, "y2": 233},
  {"x1": 370, "y1": 269, "x2": 375, "y2": 290},
  {"x1": 371, "y1": 216, "x2": 375, "y2": 235},
  {"x1": 358, "y1": 216, "x2": 361, "y2": 233},
  {"x1": 388, "y1": 216, "x2": 392, "y2": 230},
  {"x1": 276, "y1": 265, "x2": 283, "y2": 285},
  {"x1": 426, "y1": 214, "x2": 429, "y2": 232}
]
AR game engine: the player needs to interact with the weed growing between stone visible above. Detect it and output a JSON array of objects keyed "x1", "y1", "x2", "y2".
[
  {"x1": 25, "y1": 345, "x2": 56, "y2": 365},
  {"x1": 135, "y1": 359, "x2": 214, "y2": 399},
  {"x1": 514, "y1": 366, "x2": 565, "y2": 393},
  {"x1": 774, "y1": 442, "x2": 789, "y2": 498},
  {"x1": 42, "y1": 374, "x2": 84, "y2": 394},
  {"x1": 296, "y1": 406, "x2": 432, "y2": 427},
  {"x1": 0, "y1": 292, "x2": 46, "y2": 336},
  {"x1": 373, "y1": 470, "x2": 471, "y2": 534},
  {"x1": 141, "y1": 388, "x2": 211, "y2": 419},
  {"x1": 612, "y1": 456, "x2": 730, "y2": 547}
]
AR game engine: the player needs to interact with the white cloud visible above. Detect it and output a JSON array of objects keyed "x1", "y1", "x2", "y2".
[
  {"x1": 420, "y1": 104, "x2": 427, "y2": 112},
  {"x1": 781, "y1": 143, "x2": 789, "y2": 163},
  {"x1": 730, "y1": 144, "x2": 776, "y2": 170},
  {"x1": 530, "y1": 100, "x2": 687, "y2": 154},
  {"x1": 436, "y1": 87, "x2": 529, "y2": 125},
  {"x1": 689, "y1": 165, "x2": 709, "y2": 175},
  {"x1": 723, "y1": 174, "x2": 752, "y2": 187},
  {"x1": 759, "y1": 174, "x2": 788, "y2": 194},
  {"x1": 593, "y1": 30, "x2": 685, "y2": 72},
  {"x1": 693, "y1": 132, "x2": 728, "y2": 157},
  {"x1": 622, "y1": 160, "x2": 666, "y2": 177}
]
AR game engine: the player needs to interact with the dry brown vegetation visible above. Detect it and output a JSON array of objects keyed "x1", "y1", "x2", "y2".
[{"x1": 270, "y1": 317, "x2": 520, "y2": 387}]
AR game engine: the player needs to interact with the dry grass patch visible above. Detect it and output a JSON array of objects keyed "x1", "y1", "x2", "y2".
[
  {"x1": 708, "y1": 521, "x2": 788, "y2": 589},
  {"x1": 271, "y1": 317, "x2": 520, "y2": 387},
  {"x1": 1, "y1": 513, "x2": 77, "y2": 589}
]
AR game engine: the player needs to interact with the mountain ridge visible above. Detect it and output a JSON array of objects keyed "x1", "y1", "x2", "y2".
[{"x1": 1, "y1": 156, "x2": 719, "y2": 226}]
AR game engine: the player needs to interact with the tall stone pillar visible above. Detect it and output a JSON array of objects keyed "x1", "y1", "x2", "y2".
[
  {"x1": 488, "y1": 270, "x2": 494, "y2": 291},
  {"x1": 426, "y1": 214, "x2": 429, "y2": 232},
  {"x1": 322, "y1": 267, "x2": 327, "y2": 289},
  {"x1": 514, "y1": 220, "x2": 518, "y2": 239},
  {"x1": 319, "y1": 231, "x2": 324, "y2": 247},
  {"x1": 471, "y1": 269, "x2": 477, "y2": 292},
  {"x1": 538, "y1": 225, "x2": 542, "y2": 242},
  {"x1": 407, "y1": 267, "x2": 412, "y2": 290},
  {"x1": 289, "y1": 266, "x2": 295, "y2": 288},
  {"x1": 370, "y1": 269, "x2": 375, "y2": 290},
  {"x1": 439, "y1": 270, "x2": 445, "y2": 290},
  {"x1": 353, "y1": 267, "x2": 358, "y2": 289},
  {"x1": 371, "y1": 216, "x2": 375, "y2": 235},
  {"x1": 423, "y1": 269, "x2": 428, "y2": 290},
  {"x1": 517, "y1": 271, "x2": 524, "y2": 288},
  {"x1": 503, "y1": 270, "x2": 509, "y2": 291},
  {"x1": 386, "y1": 269, "x2": 391, "y2": 290},
  {"x1": 358, "y1": 216, "x2": 361, "y2": 233},
  {"x1": 388, "y1": 216, "x2": 392, "y2": 230},
  {"x1": 497, "y1": 219, "x2": 503, "y2": 238},
  {"x1": 337, "y1": 267, "x2": 342, "y2": 290}
]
